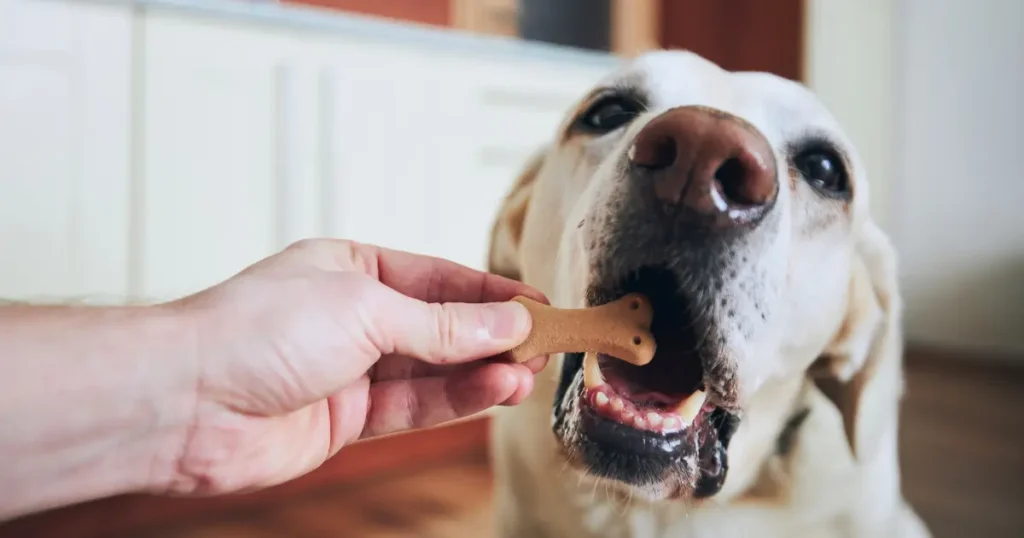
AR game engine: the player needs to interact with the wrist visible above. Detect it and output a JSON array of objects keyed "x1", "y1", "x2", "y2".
[
  {"x1": 0, "y1": 302, "x2": 199, "y2": 519},
  {"x1": 126, "y1": 302, "x2": 203, "y2": 493}
]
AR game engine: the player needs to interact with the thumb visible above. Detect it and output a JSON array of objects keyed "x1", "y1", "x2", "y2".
[{"x1": 370, "y1": 289, "x2": 533, "y2": 364}]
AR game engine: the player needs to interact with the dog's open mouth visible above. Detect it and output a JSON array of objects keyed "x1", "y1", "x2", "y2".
[
  {"x1": 584, "y1": 350, "x2": 708, "y2": 434},
  {"x1": 553, "y1": 266, "x2": 740, "y2": 499},
  {"x1": 583, "y1": 267, "x2": 708, "y2": 434}
]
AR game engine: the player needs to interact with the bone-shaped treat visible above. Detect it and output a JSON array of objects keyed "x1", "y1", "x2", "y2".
[{"x1": 507, "y1": 293, "x2": 656, "y2": 366}]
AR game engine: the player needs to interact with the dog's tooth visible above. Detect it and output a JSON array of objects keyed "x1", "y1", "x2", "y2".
[
  {"x1": 582, "y1": 352, "x2": 604, "y2": 389},
  {"x1": 675, "y1": 389, "x2": 707, "y2": 424},
  {"x1": 610, "y1": 397, "x2": 624, "y2": 412},
  {"x1": 662, "y1": 417, "x2": 680, "y2": 431},
  {"x1": 634, "y1": 415, "x2": 647, "y2": 429},
  {"x1": 594, "y1": 392, "x2": 609, "y2": 407},
  {"x1": 646, "y1": 412, "x2": 662, "y2": 427}
]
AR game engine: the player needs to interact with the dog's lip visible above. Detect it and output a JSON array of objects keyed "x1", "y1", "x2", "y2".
[
  {"x1": 551, "y1": 359, "x2": 739, "y2": 497},
  {"x1": 578, "y1": 401, "x2": 689, "y2": 456},
  {"x1": 699, "y1": 365, "x2": 743, "y2": 412}
]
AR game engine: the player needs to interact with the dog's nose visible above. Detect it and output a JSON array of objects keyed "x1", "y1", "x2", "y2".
[{"x1": 628, "y1": 106, "x2": 777, "y2": 226}]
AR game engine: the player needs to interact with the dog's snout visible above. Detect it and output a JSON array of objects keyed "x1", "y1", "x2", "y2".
[{"x1": 628, "y1": 106, "x2": 777, "y2": 227}]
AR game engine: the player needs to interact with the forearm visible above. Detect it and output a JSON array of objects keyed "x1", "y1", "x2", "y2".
[{"x1": 0, "y1": 303, "x2": 196, "y2": 521}]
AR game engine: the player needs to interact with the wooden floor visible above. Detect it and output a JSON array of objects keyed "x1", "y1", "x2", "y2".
[
  {"x1": 898, "y1": 352, "x2": 1024, "y2": 538},
  {"x1": 135, "y1": 460, "x2": 495, "y2": 538},
  {"x1": 8, "y1": 351, "x2": 1024, "y2": 538}
]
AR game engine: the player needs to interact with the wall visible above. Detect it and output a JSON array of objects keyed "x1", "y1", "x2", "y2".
[
  {"x1": 663, "y1": 0, "x2": 804, "y2": 83},
  {"x1": 281, "y1": 0, "x2": 451, "y2": 28},
  {"x1": 891, "y1": 0, "x2": 1024, "y2": 357},
  {"x1": 806, "y1": 0, "x2": 1023, "y2": 358},
  {"x1": 803, "y1": 0, "x2": 895, "y2": 231}
]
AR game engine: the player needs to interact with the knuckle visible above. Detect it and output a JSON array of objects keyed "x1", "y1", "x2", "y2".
[
  {"x1": 283, "y1": 238, "x2": 365, "y2": 273},
  {"x1": 430, "y1": 303, "x2": 462, "y2": 360},
  {"x1": 283, "y1": 238, "x2": 332, "y2": 263},
  {"x1": 286, "y1": 237, "x2": 325, "y2": 252},
  {"x1": 345, "y1": 241, "x2": 379, "y2": 277}
]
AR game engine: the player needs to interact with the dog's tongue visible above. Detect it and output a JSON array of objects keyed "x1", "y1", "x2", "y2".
[
  {"x1": 602, "y1": 361, "x2": 708, "y2": 412},
  {"x1": 606, "y1": 375, "x2": 678, "y2": 405}
]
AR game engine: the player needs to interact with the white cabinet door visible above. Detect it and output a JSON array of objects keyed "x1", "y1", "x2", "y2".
[
  {"x1": 317, "y1": 40, "x2": 440, "y2": 258},
  {"x1": 138, "y1": 6, "x2": 613, "y2": 302},
  {"x1": 317, "y1": 43, "x2": 607, "y2": 271},
  {"x1": 138, "y1": 11, "x2": 323, "y2": 301},
  {"x1": 0, "y1": 0, "x2": 132, "y2": 302},
  {"x1": 431, "y1": 57, "x2": 606, "y2": 270}
]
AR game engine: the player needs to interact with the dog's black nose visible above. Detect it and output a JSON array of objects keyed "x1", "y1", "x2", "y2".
[{"x1": 628, "y1": 106, "x2": 777, "y2": 227}]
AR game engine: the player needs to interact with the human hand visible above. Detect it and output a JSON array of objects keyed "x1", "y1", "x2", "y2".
[{"x1": 165, "y1": 239, "x2": 548, "y2": 495}]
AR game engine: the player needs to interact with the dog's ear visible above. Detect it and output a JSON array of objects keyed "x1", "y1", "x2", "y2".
[
  {"x1": 487, "y1": 149, "x2": 546, "y2": 282},
  {"x1": 809, "y1": 220, "x2": 903, "y2": 461}
]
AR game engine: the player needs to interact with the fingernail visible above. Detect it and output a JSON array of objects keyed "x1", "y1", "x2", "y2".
[{"x1": 483, "y1": 302, "x2": 530, "y2": 341}]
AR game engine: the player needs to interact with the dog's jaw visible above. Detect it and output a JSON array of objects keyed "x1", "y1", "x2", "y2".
[
  {"x1": 547, "y1": 259, "x2": 750, "y2": 502},
  {"x1": 549, "y1": 271, "x2": 724, "y2": 500},
  {"x1": 551, "y1": 353, "x2": 742, "y2": 501}
]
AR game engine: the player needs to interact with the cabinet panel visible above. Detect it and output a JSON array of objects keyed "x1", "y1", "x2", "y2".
[
  {"x1": 319, "y1": 43, "x2": 440, "y2": 257},
  {"x1": 0, "y1": 0, "x2": 74, "y2": 55},
  {"x1": 139, "y1": 13, "x2": 319, "y2": 301},
  {"x1": 316, "y1": 42, "x2": 606, "y2": 271},
  {"x1": 0, "y1": 0, "x2": 131, "y2": 302},
  {"x1": 0, "y1": 64, "x2": 76, "y2": 299},
  {"x1": 430, "y1": 58, "x2": 604, "y2": 270},
  {"x1": 137, "y1": 6, "x2": 613, "y2": 298}
]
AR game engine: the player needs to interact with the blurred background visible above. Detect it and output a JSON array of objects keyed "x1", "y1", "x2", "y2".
[{"x1": 0, "y1": 0, "x2": 1020, "y2": 537}]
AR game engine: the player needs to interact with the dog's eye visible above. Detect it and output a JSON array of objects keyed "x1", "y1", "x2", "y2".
[
  {"x1": 794, "y1": 149, "x2": 848, "y2": 195},
  {"x1": 576, "y1": 96, "x2": 643, "y2": 134}
]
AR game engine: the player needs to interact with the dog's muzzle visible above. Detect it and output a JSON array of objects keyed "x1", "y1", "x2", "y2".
[{"x1": 551, "y1": 106, "x2": 779, "y2": 499}]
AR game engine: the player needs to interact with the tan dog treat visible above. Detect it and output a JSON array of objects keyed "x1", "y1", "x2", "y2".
[{"x1": 507, "y1": 293, "x2": 656, "y2": 366}]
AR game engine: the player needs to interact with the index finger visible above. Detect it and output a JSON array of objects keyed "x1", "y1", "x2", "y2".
[{"x1": 370, "y1": 245, "x2": 549, "y2": 305}]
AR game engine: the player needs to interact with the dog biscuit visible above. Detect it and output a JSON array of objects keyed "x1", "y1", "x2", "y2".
[{"x1": 507, "y1": 293, "x2": 656, "y2": 366}]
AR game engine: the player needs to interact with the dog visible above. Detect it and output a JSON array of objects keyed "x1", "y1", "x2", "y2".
[{"x1": 485, "y1": 50, "x2": 932, "y2": 538}]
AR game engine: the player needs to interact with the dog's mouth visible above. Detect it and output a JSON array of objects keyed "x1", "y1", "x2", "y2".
[{"x1": 552, "y1": 266, "x2": 740, "y2": 500}]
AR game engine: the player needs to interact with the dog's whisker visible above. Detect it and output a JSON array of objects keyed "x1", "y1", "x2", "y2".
[{"x1": 590, "y1": 476, "x2": 602, "y2": 502}]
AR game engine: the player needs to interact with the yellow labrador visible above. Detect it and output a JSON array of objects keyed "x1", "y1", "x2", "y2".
[{"x1": 486, "y1": 50, "x2": 932, "y2": 538}]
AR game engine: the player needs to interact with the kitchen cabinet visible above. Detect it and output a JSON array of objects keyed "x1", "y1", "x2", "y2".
[
  {"x1": 317, "y1": 39, "x2": 603, "y2": 270},
  {"x1": 137, "y1": 10, "x2": 321, "y2": 301},
  {"x1": 136, "y1": 4, "x2": 608, "y2": 300},
  {"x1": 0, "y1": 2, "x2": 616, "y2": 534},
  {"x1": 314, "y1": 38, "x2": 448, "y2": 260},
  {"x1": 428, "y1": 56, "x2": 602, "y2": 269},
  {"x1": 0, "y1": 0, "x2": 132, "y2": 302},
  {"x1": 0, "y1": 0, "x2": 614, "y2": 303}
]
